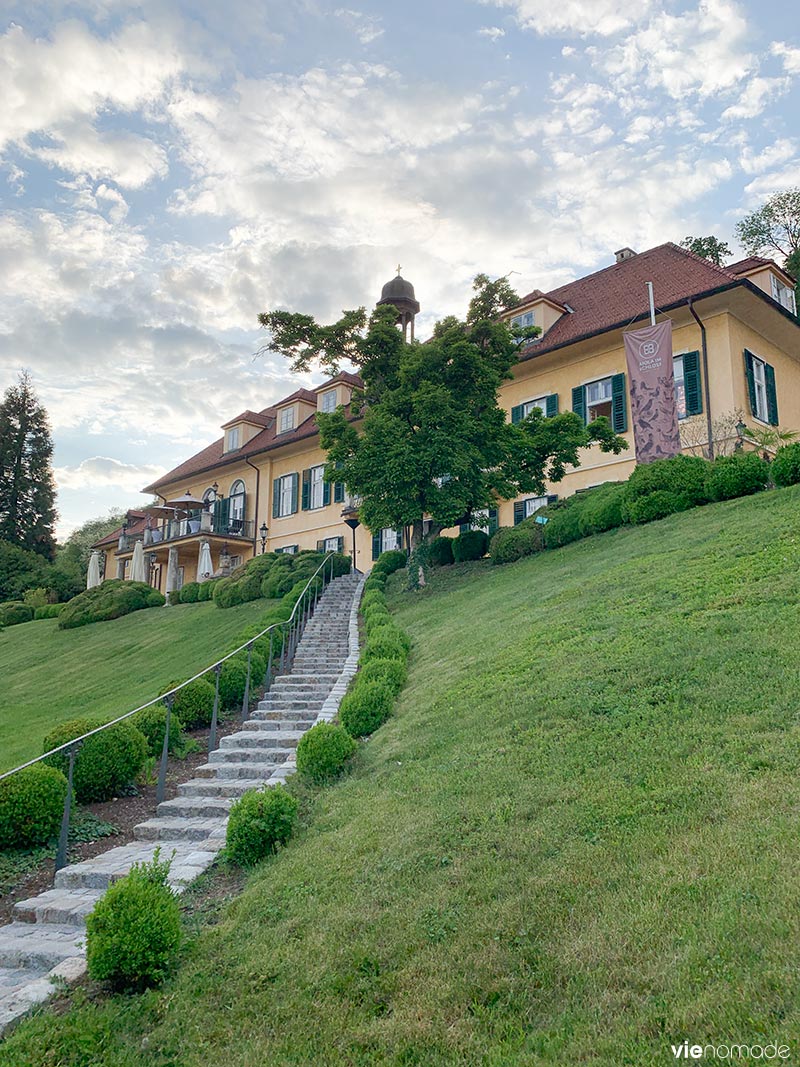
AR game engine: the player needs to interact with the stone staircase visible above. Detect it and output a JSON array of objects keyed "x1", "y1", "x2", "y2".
[{"x1": 0, "y1": 571, "x2": 364, "y2": 1036}]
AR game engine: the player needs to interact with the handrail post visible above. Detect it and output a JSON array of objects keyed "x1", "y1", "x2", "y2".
[
  {"x1": 156, "y1": 694, "x2": 173, "y2": 805},
  {"x1": 280, "y1": 622, "x2": 287, "y2": 672},
  {"x1": 265, "y1": 638, "x2": 274, "y2": 690},
  {"x1": 55, "y1": 744, "x2": 79, "y2": 873},
  {"x1": 241, "y1": 643, "x2": 253, "y2": 721},
  {"x1": 209, "y1": 664, "x2": 221, "y2": 753}
]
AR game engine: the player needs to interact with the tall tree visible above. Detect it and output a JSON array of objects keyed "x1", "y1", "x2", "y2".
[
  {"x1": 259, "y1": 275, "x2": 627, "y2": 550},
  {"x1": 0, "y1": 372, "x2": 57, "y2": 559},
  {"x1": 56, "y1": 509, "x2": 127, "y2": 577},
  {"x1": 679, "y1": 235, "x2": 732, "y2": 266},
  {"x1": 735, "y1": 188, "x2": 800, "y2": 264}
]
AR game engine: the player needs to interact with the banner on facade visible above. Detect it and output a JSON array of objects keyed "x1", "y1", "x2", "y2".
[{"x1": 623, "y1": 320, "x2": 681, "y2": 463}]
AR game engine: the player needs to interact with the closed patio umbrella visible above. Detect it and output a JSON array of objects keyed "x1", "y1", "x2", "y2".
[
  {"x1": 197, "y1": 540, "x2": 214, "y2": 582},
  {"x1": 130, "y1": 540, "x2": 147, "y2": 583},
  {"x1": 166, "y1": 492, "x2": 206, "y2": 510},
  {"x1": 86, "y1": 551, "x2": 101, "y2": 589}
]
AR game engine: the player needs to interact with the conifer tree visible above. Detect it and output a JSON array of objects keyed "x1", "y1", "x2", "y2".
[{"x1": 0, "y1": 371, "x2": 57, "y2": 559}]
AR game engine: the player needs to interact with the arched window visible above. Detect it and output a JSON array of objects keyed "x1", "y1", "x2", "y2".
[
  {"x1": 203, "y1": 486, "x2": 216, "y2": 507},
  {"x1": 229, "y1": 480, "x2": 246, "y2": 528}
]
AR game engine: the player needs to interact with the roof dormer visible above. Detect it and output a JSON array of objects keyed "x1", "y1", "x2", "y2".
[
  {"x1": 316, "y1": 378, "x2": 354, "y2": 414},
  {"x1": 275, "y1": 390, "x2": 317, "y2": 435},
  {"x1": 727, "y1": 257, "x2": 798, "y2": 316},
  {"x1": 503, "y1": 290, "x2": 568, "y2": 341},
  {"x1": 220, "y1": 411, "x2": 271, "y2": 453}
]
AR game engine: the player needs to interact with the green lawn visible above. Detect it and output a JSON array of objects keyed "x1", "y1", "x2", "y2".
[
  {"x1": 0, "y1": 599, "x2": 274, "y2": 772},
  {"x1": 4, "y1": 487, "x2": 800, "y2": 1065}
]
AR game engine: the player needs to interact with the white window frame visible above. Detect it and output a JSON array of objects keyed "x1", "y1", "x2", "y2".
[
  {"x1": 226, "y1": 427, "x2": 240, "y2": 452},
  {"x1": 510, "y1": 310, "x2": 535, "y2": 329},
  {"x1": 310, "y1": 464, "x2": 325, "y2": 510},
  {"x1": 585, "y1": 376, "x2": 613, "y2": 422},
  {"x1": 320, "y1": 389, "x2": 337, "y2": 413},
  {"x1": 752, "y1": 355, "x2": 768, "y2": 422},
  {"x1": 278, "y1": 406, "x2": 295, "y2": 434},
  {"x1": 522, "y1": 396, "x2": 547, "y2": 418},
  {"x1": 523, "y1": 496, "x2": 548, "y2": 519},
  {"x1": 322, "y1": 536, "x2": 340, "y2": 552},
  {"x1": 229, "y1": 479, "x2": 246, "y2": 524},
  {"x1": 380, "y1": 528, "x2": 399, "y2": 553},
  {"x1": 771, "y1": 273, "x2": 797, "y2": 315},
  {"x1": 673, "y1": 355, "x2": 686, "y2": 420},
  {"x1": 277, "y1": 544, "x2": 297, "y2": 555},
  {"x1": 277, "y1": 474, "x2": 294, "y2": 518}
]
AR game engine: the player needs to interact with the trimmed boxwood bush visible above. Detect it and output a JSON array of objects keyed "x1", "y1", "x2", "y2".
[
  {"x1": 34, "y1": 603, "x2": 62, "y2": 620},
  {"x1": 43, "y1": 718, "x2": 148, "y2": 803},
  {"x1": 367, "y1": 621, "x2": 410, "y2": 653},
  {"x1": 360, "y1": 590, "x2": 387, "y2": 613},
  {"x1": 226, "y1": 784, "x2": 298, "y2": 867},
  {"x1": 359, "y1": 657, "x2": 407, "y2": 696},
  {"x1": 296, "y1": 723, "x2": 357, "y2": 784},
  {"x1": 623, "y1": 490, "x2": 688, "y2": 525},
  {"x1": 59, "y1": 580, "x2": 165, "y2": 629},
  {"x1": 361, "y1": 631, "x2": 408, "y2": 665},
  {"x1": 339, "y1": 680, "x2": 394, "y2": 738},
  {"x1": 364, "y1": 570, "x2": 387, "y2": 591},
  {"x1": 489, "y1": 523, "x2": 543, "y2": 565},
  {"x1": 543, "y1": 503, "x2": 584, "y2": 548},
  {"x1": 364, "y1": 609, "x2": 391, "y2": 635},
  {"x1": 620, "y1": 454, "x2": 710, "y2": 524},
  {"x1": 133, "y1": 705, "x2": 185, "y2": 758},
  {"x1": 197, "y1": 579, "x2": 218, "y2": 602},
  {"x1": 452, "y1": 530, "x2": 489, "y2": 562},
  {"x1": 428, "y1": 536, "x2": 455, "y2": 566},
  {"x1": 576, "y1": 483, "x2": 626, "y2": 536},
  {"x1": 705, "y1": 451, "x2": 770, "y2": 502},
  {"x1": 86, "y1": 851, "x2": 181, "y2": 992},
  {"x1": 772, "y1": 442, "x2": 800, "y2": 487},
  {"x1": 0, "y1": 764, "x2": 68, "y2": 849},
  {"x1": 160, "y1": 678, "x2": 217, "y2": 730},
  {"x1": 372, "y1": 549, "x2": 407, "y2": 576},
  {"x1": 219, "y1": 659, "x2": 248, "y2": 710},
  {"x1": 179, "y1": 581, "x2": 200, "y2": 603},
  {"x1": 0, "y1": 601, "x2": 34, "y2": 626}
]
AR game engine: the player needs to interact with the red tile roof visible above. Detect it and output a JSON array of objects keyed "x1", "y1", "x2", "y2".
[
  {"x1": 92, "y1": 511, "x2": 148, "y2": 548},
  {"x1": 276, "y1": 388, "x2": 317, "y2": 407},
  {"x1": 220, "y1": 410, "x2": 273, "y2": 429},
  {"x1": 517, "y1": 242, "x2": 745, "y2": 360},
  {"x1": 727, "y1": 256, "x2": 774, "y2": 274}
]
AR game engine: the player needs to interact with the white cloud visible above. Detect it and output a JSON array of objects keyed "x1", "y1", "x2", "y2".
[
  {"x1": 55, "y1": 456, "x2": 166, "y2": 492},
  {"x1": 479, "y1": 27, "x2": 506, "y2": 41},
  {"x1": 483, "y1": 0, "x2": 651, "y2": 36},
  {"x1": 739, "y1": 138, "x2": 798, "y2": 175},
  {"x1": 721, "y1": 76, "x2": 791, "y2": 121},
  {"x1": 771, "y1": 42, "x2": 800, "y2": 75},
  {"x1": 334, "y1": 8, "x2": 384, "y2": 44}
]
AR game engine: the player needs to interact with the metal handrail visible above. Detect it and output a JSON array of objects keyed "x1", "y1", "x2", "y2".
[{"x1": 0, "y1": 552, "x2": 340, "y2": 871}]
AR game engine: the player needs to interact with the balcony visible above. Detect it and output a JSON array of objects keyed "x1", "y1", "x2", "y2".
[{"x1": 118, "y1": 514, "x2": 254, "y2": 553}]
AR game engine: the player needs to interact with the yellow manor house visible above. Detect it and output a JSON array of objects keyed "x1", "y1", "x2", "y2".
[{"x1": 94, "y1": 242, "x2": 800, "y2": 588}]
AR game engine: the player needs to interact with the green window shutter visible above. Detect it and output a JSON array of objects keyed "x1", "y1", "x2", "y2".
[
  {"x1": 290, "y1": 473, "x2": 299, "y2": 514},
  {"x1": 214, "y1": 496, "x2": 230, "y2": 531},
  {"x1": 337, "y1": 536, "x2": 344, "y2": 553},
  {"x1": 547, "y1": 494, "x2": 559, "y2": 504},
  {"x1": 546, "y1": 393, "x2": 558, "y2": 417},
  {"x1": 334, "y1": 481, "x2": 344, "y2": 503},
  {"x1": 316, "y1": 540, "x2": 324, "y2": 552},
  {"x1": 396, "y1": 529, "x2": 403, "y2": 549},
  {"x1": 459, "y1": 522, "x2": 469, "y2": 534},
  {"x1": 744, "y1": 350, "x2": 757, "y2": 416},
  {"x1": 301, "y1": 469, "x2": 311, "y2": 510},
  {"x1": 488, "y1": 508, "x2": 499, "y2": 536},
  {"x1": 572, "y1": 385, "x2": 586, "y2": 424},
  {"x1": 611, "y1": 373, "x2": 627, "y2": 433},
  {"x1": 513, "y1": 501, "x2": 525, "y2": 525},
  {"x1": 682, "y1": 351, "x2": 702, "y2": 416},
  {"x1": 765, "y1": 362, "x2": 779, "y2": 425},
  {"x1": 372, "y1": 533, "x2": 381, "y2": 560},
  {"x1": 323, "y1": 480, "x2": 331, "y2": 506},
  {"x1": 272, "y1": 480, "x2": 280, "y2": 519},
  {"x1": 511, "y1": 404, "x2": 523, "y2": 424}
]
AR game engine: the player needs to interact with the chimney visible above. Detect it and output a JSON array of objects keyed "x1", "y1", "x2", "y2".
[{"x1": 615, "y1": 247, "x2": 638, "y2": 263}]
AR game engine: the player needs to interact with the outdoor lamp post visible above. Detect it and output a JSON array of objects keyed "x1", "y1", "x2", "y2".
[
  {"x1": 735, "y1": 418, "x2": 747, "y2": 451},
  {"x1": 259, "y1": 523, "x2": 268, "y2": 553},
  {"x1": 342, "y1": 507, "x2": 360, "y2": 573}
]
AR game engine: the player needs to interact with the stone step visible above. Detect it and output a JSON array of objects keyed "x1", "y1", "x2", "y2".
[
  {"x1": 134, "y1": 817, "x2": 227, "y2": 843},
  {"x1": 219, "y1": 730, "x2": 304, "y2": 749},
  {"x1": 269, "y1": 679, "x2": 333, "y2": 691},
  {"x1": 0, "y1": 924, "x2": 86, "y2": 971},
  {"x1": 256, "y1": 697, "x2": 323, "y2": 711},
  {"x1": 195, "y1": 761, "x2": 280, "y2": 780},
  {"x1": 14, "y1": 887, "x2": 103, "y2": 928},
  {"x1": 54, "y1": 841, "x2": 222, "y2": 891},
  {"x1": 246, "y1": 712, "x2": 316, "y2": 726},
  {"x1": 157, "y1": 795, "x2": 234, "y2": 818},
  {"x1": 177, "y1": 777, "x2": 280, "y2": 798}
]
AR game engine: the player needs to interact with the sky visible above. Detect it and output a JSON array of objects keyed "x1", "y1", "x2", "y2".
[{"x1": 1, "y1": 0, "x2": 798, "y2": 539}]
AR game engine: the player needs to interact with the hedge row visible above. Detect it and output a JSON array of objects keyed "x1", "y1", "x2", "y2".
[
  {"x1": 489, "y1": 447, "x2": 794, "y2": 566},
  {"x1": 59, "y1": 580, "x2": 165, "y2": 629}
]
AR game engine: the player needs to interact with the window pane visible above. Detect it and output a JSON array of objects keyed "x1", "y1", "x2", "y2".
[
  {"x1": 524, "y1": 496, "x2": 548, "y2": 518},
  {"x1": 310, "y1": 465, "x2": 324, "y2": 508}
]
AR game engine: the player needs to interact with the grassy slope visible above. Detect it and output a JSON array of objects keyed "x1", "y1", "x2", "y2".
[
  {"x1": 0, "y1": 599, "x2": 274, "y2": 771},
  {"x1": 3, "y1": 487, "x2": 800, "y2": 1065}
]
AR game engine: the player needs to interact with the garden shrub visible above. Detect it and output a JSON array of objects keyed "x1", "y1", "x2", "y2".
[
  {"x1": 22, "y1": 587, "x2": 50, "y2": 608},
  {"x1": 359, "y1": 657, "x2": 407, "y2": 696},
  {"x1": 296, "y1": 723, "x2": 357, "y2": 784},
  {"x1": 364, "y1": 606, "x2": 391, "y2": 632},
  {"x1": 576, "y1": 483, "x2": 626, "y2": 536},
  {"x1": 366, "y1": 621, "x2": 410, "y2": 653},
  {"x1": 452, "y1": 530, "x2": 489, "y2": 562},
  {"x1": 0, "y1": 764, "x2": 68, "y2": 849},
  {"x1": 772, "y1": 442, "x2": 800, "y2": 487},
  {"x1": 34, "y1": 603, "x2": 62, "y2": 619},
  {"x1": 161, "y1": 677, "x2": 216, "y2": 729},
  {"x1": 167, "y1": 589, "x2": 181, "y2": 606},
  {"x1": 197, "y1": 579, "x2": 218, "y2": 602},
  {"x1": 231, "y1": 649, "x2": 267, "y2": 691},
  {"x1": 705, "y1": 451, "x2": 770, "y2": 502},
  {"x1": 361, "y1": 631, "x2": 408, "y2": 665},
  {"x1": 179, "y1": 581, "x2": 200, "y2": 603},
  {"x1": 373, "y1": 549, "x2": 407, "y2": 576},
  {"x1": 360, "y1": 590, "x2": 386, "y2": 613},
  {"x1": 623, "y1": 490, "x2": 688, "y2": 525},
  {"x1": 219, "y1": 659, "x2": 248, "y2": 709},
  {"x1": 364, "y1": 571, "x2": 386, "y2": 593},
  {"x1": 86, "y1": 850, "x2": 181, "y2": 992},
  {"x1": 133, "y1": 705, "x2": 185, "y2": 758},
  {"x1": 59, "y1": 580, "x2": 165, "y2": 629},
  {"x1": 43, "y1": 717, "x2": 148, "y2": 803},
  {"x1": 543, "y1": 502, "x2": 584, "y2": 548},
  {"x1": 339, "y1": 679, "x2": 394, "y2": 737},
  {"x1": 428, "y1": 536, "x2": 455, "y2": 566},
  {"x1": 620, "y1": 454, "x2": 710, "y2": 524},
  {"x1": 226, "y1": 784, "x2": 298, "y2": 867},
  {"x1": 0, "y1": 601, "x2": 34, "y2": 626},
  {"x1": 489, "y1": 522, "x2": 543, "y2": 565}
]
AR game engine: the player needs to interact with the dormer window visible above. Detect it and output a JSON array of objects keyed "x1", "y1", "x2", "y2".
[
  {"x1": 279, "y1": 406, "x2": 295, "y2": 434},
  {"x1": 320, "y1": 389, "x2": 337, "y2": 413},
  {"x1": 225, "y1": 427, "x2": 240, "y2": 452},
  {"x1": 510, "y1": 310, "x2": 535, "y2": 330},
  {"x1": 771, "y1": 274, "x2": 797, "y2": 315}
]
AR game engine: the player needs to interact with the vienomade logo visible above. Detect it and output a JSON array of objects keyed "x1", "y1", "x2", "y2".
[{"x1": 670, "y1": 1040, "x2": 790, "y2": 1060}]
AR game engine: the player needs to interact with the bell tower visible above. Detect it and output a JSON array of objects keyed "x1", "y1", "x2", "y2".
[{"x1": 376, "y1": 266, "x2": 420, "y2": 341}]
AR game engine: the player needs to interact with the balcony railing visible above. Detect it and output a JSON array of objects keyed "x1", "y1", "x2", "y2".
[{"x1": 119, "y1": 514, "x2": 254, "y2": 552}]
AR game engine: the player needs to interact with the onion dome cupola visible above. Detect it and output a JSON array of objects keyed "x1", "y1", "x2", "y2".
[{"x1": 376, "y1": 266, "x2": 420, "y2": 341}]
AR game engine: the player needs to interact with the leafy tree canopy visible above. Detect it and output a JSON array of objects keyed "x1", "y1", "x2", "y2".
[
  {"x1": 57, "y1": 509, "x2": 127, "y2": 577},
  {"x1": 679, "y1": 235, "x2": 732, "y2": 266},
  {"x1": 734, "y1": 188, "x2": 800, "y2": 264},
  {"x1": 259, "y1": 275, "x2": 627, "y2": 548}
]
